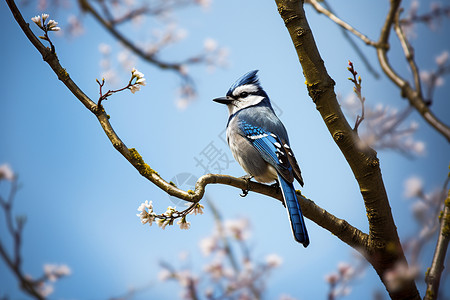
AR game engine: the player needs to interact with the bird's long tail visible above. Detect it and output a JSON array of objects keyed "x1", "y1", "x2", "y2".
[{"x1": 277, "y1": 174, "x2": 309, "y2": 247}]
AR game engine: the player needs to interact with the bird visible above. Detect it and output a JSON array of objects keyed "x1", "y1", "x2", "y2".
[{"x1": 213, "y1": 70, "x2": 309, "y2": 247}]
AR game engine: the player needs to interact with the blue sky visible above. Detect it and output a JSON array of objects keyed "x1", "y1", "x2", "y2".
[{"x1": 1, "y1": 0, "x2": 449, "y2": 299}]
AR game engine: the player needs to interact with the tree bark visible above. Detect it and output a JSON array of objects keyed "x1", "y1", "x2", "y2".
[{"x1": 274, "y1": 0, "x2": 420, "y2": 299}]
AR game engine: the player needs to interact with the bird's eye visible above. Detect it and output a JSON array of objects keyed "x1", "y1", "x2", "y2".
[{"x1": 240, "y1": 92, "x2": 249, "y2": 98}]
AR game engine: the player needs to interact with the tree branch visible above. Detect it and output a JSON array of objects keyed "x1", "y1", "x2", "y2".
[
  {"x1": 424, "y1": 188, "x2": 450, "y2": 300},
  {"x1": 308, "y1": 0, "x2": 377, "y2": 47},
  {"x1": 275, "y1": 0, "x2": 419, "y2": 298},
  {"x1": 393, "y1": 9, "x2": 423, "y2": 100},
  {"x1": 5, "y1": 0, "x2": 368, "y2": 257},
  {"x1": 308, "y1": 0, "x2": 450, "y2": 142},
  {"x1": 376, "y1": 0, "x2": 450, "y2": 142}
]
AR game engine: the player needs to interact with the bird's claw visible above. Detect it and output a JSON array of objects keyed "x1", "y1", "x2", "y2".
[
  {"x1": 239, "y1": 175, "x2": 253, "y2": 197},
  {"x1": 240, "y1": 189, "x2": 249, "y2": 197}
]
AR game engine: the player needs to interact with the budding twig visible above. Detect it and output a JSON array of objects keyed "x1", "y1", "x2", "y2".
[{"x1": 347, "y1": 61, "x2": 365, "y2": 132}]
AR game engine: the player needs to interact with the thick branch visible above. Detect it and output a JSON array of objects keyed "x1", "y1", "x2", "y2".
[
  {"x1": 275, "y1": 0, "x2": 419, "y2": 298},
  {"x1": 424, "y1": 189, "x2": 450, "y2": 300},
  {"x1": 5, "y1": 0, "x2": 368, "y2": 254}
]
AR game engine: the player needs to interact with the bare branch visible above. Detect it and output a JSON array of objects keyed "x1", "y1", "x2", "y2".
[
  {"x1": 424, "y1": 180, "x2": 450, "y2": 300},
  {"x1": 308, "y1": 0, "x2": 377, "y2": 47},
  {"x1": 318, "y1": 0, "x2": 380, "y2": 79},
  {"x1": 394, "y1": 9, "x2": 423, "y2": 99},
  {"x1": 376, "y1": 0, "x2": 450, "y2": 142}
]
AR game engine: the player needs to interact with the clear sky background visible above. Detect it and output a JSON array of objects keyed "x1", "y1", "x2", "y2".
[{"x1": 0, "y1": 0, "x2": 449, "y2": 299}]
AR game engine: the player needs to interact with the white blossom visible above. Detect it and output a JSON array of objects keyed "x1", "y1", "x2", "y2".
[
  {"x1": 129, "y1": 84, "x2": 141, "y2": 94},
  {"x1": 189, "y1": 203, "x2": 204, "y2": 215},
  {"x1": 31, "y1": 15, "x2": 42, "y2": 27},
  {"x1": 157, "y1": 218, "x2": 170, "y2": 229},
  {"x1": 177, "y1": 217, "x2": 191, "y2": 230},
  {"x1": 131, "y1": 67, "x2": 144, "y2": 80},
  {"x1": 136, "y1": 200, "x2": 156, "y2": 225},
  {"x1": 0, "y1": 164, "x2": 14, "y2": 181},
  {"x1": 136, "y1": 78, "x2": 146, "y2": 86},
  {"x1": 47, "y1": 19, "x2": 60, "y2": 31}
]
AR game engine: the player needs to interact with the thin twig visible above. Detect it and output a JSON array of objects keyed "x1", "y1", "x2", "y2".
[
  {"x1": 308, "y1": 0, "x2": 378, "y2": 47},
  {"x1": 320, "y1": 0, "x2": 380, "y2": 79},
  {"x1": 347, "y1": 61, "x2": 365, "y2": 132},
  {"x1": 394, "y1": 8, "x2": 423, "y2": 100}
]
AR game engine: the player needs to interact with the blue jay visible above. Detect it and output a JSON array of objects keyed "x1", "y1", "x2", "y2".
[{"x1": 213, "y1": 70, "x2": 309, "y2": 247}]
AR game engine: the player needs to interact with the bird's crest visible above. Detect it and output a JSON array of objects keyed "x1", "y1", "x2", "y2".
[{"x1": 227, "y1": 70, "x2": 260, "y2": 96}]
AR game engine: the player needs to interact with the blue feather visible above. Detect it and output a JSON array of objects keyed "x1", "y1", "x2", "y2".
[
  {"x1": 227, "y1": 70, "x2": 260, "y2": 96},
  {"x1": 238, "y1": 119, "x2": 309, "y2": 247},
  {"x1": 277, "y1": 174, "x2": 310, "y2": 247}
]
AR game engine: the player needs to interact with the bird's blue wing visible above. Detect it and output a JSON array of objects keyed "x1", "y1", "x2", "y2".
[
  {"x1": 238, "y1": 119, "x2": 293, "y2": 182},
  {"x1": 238, "y1": 119, "x2": 309, "y2": 247}
]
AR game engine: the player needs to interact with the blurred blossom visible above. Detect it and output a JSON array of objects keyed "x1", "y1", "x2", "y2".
[
  {"x1": 37, "y1": 282, "x2": 54, "y2": 297},
  {"x1": 67, "y1": 15, "x2": 84, "y2": 37},
  {"x1": 403, "y1": 176, "x2": 423, "y2": 198},
  {"x1": 118, "y1": 50, "x2": 136, "y2": 72},
  {"x1": 176, "y1": 84, "x2": 196, "y2": 110},
  {"x1": 383, "y1": 262, "x2": 419, "y2": 292},
  {"x1": 435, "y1": 50, "x2": 449, "y2": 66},
  {"x1": 199, "y1": 236, "x2": 218, "y2": 255},
  {"x1": 265, "y1": 254, "x2": 283, "y2": 268},
  {"x1": 0, "y1": 164, "x2": 14, "y2": 181},
  {"x1": 337, "y1": 262, "x2": 354, "y2": 279},
  {"x1": 177, "y1": 270, "x2": 198, "y2": 288},
  {"x1": 158, "y1": 268, "x2": 172, "y2": 281},
  {"x1": 342, "y1": 95, "x2": 425, "y2": 156},
  {"x1": 204, "y1": 261, "x2": 225, "y2": 279},
  {"x1": 204, "y1": 38, "x2": 218, "y2": 52},
  {"x1": 196, "y1": 0, "x2": 212, "y2": 9},
  {"x1": 278, "y1": 295, "x2": 298, "y2": 300},
  {"x1": 43, "y1": 263, "x2": 71, "y2": 281},
  {"x1": 99, "y1": 43, "x2": 112, "y2": 55},
  {"x1": 412, "y1": 200, "x2": 428, "y2": 222},
  {"x1": 324, "y1": 272, "x2": 339, "y2": 284},
  {"x1": 179, "y1": 65, "x2": 189, "y2": 76},
  {"x1": 224, "y1": 218, "x2": 250, "y2": 240}
]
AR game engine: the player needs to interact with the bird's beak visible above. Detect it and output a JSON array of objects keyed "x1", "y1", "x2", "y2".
[{"x1": 213, "y1": 97, "x2": 233, "y2": 104}]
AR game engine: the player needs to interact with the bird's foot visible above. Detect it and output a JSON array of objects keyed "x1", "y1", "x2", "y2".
[{"x1": 239, "y1": 175, "x2": 253, "y2": 197}]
